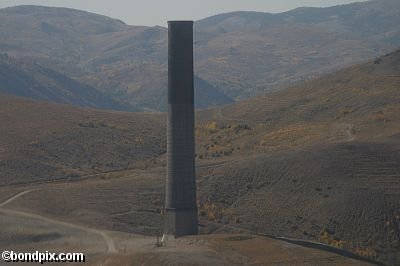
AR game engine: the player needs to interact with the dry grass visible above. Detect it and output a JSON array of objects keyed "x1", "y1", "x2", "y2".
[{"x1": 1, "y1": 50, "x2": 400, "y2": 265}]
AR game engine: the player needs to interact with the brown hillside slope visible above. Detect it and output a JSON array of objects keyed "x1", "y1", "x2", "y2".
[
  {"x1": 196, "y1": 49, "x2": 400, "y2": 157},
  {"x1": 193, "y1": 50, "x2": 400, "y2": 265},
  {"x1": 0, "y1": 50, "x2": 399, "y2": 264},
  {"x1": 0, "y1": 94, "x2": 165, "y2": 186}
]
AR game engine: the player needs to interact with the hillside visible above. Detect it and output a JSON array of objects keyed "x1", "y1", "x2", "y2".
[
  {"x1": 195, "y1": 0, "x2": 400, "y2": 98},
  {"x1": 0, "y1": 54, "x2": 137, "y2": 111},
  {"x1": 1, "y1": 49, "x2": 400, "y2": 264},
  {"x1": 196, "y1": 49, "x2": 400, "y2": 157},
  {"x1": 0, "y1": 1, "x2": 399, "y2": 110},
  {"x1": 193, "y1": 49, "x2": 400, "y2": 265},
  {"x1": 0, "y1": 93, "x2": 165, "y2": 186}
]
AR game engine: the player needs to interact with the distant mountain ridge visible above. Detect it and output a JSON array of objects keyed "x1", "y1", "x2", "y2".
[
  {"x1": 0, "y1": 1, "x2": 399, "y2": 110},
  {"x1": 195, "y1": 0, "x2": 400, "y2": 97},
  {"x1": 0, "y1": 54, "x2": 137, "y2": 111}
]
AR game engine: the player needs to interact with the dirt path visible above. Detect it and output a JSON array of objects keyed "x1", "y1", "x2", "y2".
[
  {"x1": 211, "y1": 222, "x2": 380, "y2": 265},
  {"x1": 0, "y1": 190, "x2": 118, "y2": 254},
  {"x1": 0, "y1": 190, "x2": 33, "y2": 208},
  {"x1": 0, "y1": 188, "x2": 381, "y2": 265},
  {"x1": 3, "y1": 161, "x2": 240, "y2": 189}
]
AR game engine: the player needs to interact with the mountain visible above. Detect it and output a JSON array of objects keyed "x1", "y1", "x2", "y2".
[
  {"x1": 195, "y1": 0, "x2": 400, "y2": 98},
  {"x1": 0, "y1": 1, "x2": 399, "y2": 110},
  {"x1": 0, "y1": 6, "x2": 232, "y2": 111},
  {"x1": 197, "y1": 48, "x2": 400, "y2": 159},
  {"x1": 1, "y1": 49, "x2": 399, "y2": 264},
  {"x1": 0, "y1": 54, "x2": 137, "y2": 111},
  {"x1": 0, "y1": 5, "x2": 232, "y2": 110},
  {"x1": 195, "y1": 49, "x2": 400, "y2": 265},
  {"x1": 194, "y1": 77, "x2": 234, "y2": 109}
]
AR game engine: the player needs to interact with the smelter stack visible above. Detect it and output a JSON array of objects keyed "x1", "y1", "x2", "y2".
[{"x1": 164, "y1": 21, "x2": 198, "y2": 237}]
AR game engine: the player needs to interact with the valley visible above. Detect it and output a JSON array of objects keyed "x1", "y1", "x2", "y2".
[
  {"x1": 1, "y1": 49, "x2": 400, "y2": 264},
  {"x1": 0, "y1": 1, "x2": 400, "y2": 265},
  {"x1": 1, "y1": 1, "x2": 400, "y2": 111}
]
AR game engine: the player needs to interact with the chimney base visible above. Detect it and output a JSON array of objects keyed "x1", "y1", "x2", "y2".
[{"x1": 164, "y1": 208, "x2": 198, "y2": 237}]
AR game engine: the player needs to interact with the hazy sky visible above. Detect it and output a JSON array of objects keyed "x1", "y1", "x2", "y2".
[{"x1": 0, "y1": 0, "x2": 369, "y2": 26}]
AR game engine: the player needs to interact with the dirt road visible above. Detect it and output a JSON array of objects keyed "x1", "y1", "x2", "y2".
[{"x1": 0, "y1": 190, "x2": 117, "y2": 254}]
